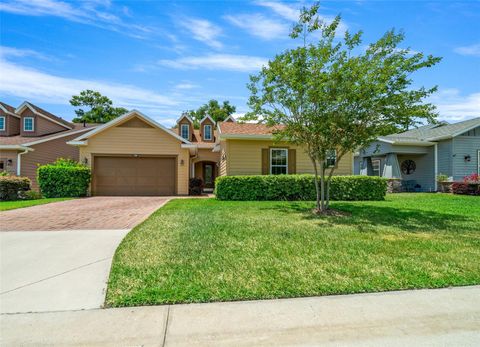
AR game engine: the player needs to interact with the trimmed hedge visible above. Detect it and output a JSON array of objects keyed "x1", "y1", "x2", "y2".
[
  {"x1": 0, "y1": 176, "x2": 31, "y2": 201},
  {"x1": 37, "y1": 159, "x2": 91, "y2": 198},
  {"x1": 215, "y1": 175, "x2": 387, "y2": 201}
]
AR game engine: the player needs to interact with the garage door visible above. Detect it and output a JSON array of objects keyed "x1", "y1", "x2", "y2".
[{"x1": 93, "y1": 156, "x2": 176, "y2": 196}]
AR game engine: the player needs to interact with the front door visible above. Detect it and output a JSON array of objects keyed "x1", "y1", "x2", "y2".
[{"x1": 203, "y1": 163, "x2": 214, "y2": 188}]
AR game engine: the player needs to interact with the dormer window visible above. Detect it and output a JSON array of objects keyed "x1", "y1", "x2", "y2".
[
  {"x1": 24, "y1": 117, "x2": 34, "y2": 132},
  {"x1": 181, "y1": 123, "x2": 189, "y2": 140},
  {"x1": 204, "y1": 124, "x2": 212, "y2": 141}
]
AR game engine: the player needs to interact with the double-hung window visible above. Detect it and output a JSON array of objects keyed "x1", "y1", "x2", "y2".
[
  {"x1": 326, "y1": 149, "x2": 336, "y2": 167},
  {"x1": 270, "y1": 148, "x2": 288, "y2": 175},
  {"x1": 24, "y1": 117, "x2": 34, "y2": 132},
  {"x1": 180, "y1": 124, "x2": 189, "y2": 140},
  {"x1": 204, "y1": 124, "x2": 212, "y2": 141},
  {"x1": 372, "y1": 159, "x2": 381, "y2": 176},
  {"x1": 0, "y1": 116, "x2": 5, "y2": 131}
]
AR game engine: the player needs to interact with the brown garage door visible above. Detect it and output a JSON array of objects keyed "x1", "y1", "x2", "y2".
[{"x1": 93, "y1": 156, "x2": 176, "y2": 196}]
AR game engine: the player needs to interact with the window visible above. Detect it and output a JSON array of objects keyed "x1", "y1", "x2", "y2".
[
  {"x1": 0, "y1": 116, "x2": 5, "y2": 131},
  {"x1": 478, "y1": 150, "x2": 480, "y2": 174},
  {"x1": 326, "y1": 149, "x2": 336, "y2": 167},
  {"x1": 0, "y1": 161, "x2": 4, "y2": 170},
  {"x1": 401, "y1": 159, "x2": 416, "y2": 175},
  {"x1": 180, "y1": 124, "x2": 189, "y2": 140},
  {"x1": 204, "y1": 124, "x2": 212, "y2": 141},
  {"x1": 270, "y1": 148, "x2": 288, "y2": 175},
  {"x1": 24, "y1": 117, "x2": 34, "y2": 132},
  {"x1": 372, "y1": 159, "x2": 381, "y2": 176}
]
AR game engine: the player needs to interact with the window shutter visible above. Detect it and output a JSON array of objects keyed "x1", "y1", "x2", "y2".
[
  {"x1": 288, "y1": 149, "x2": 296, "y2": 174},
  {"x1": 261, "y1": 148, "x2": 269, "y2": 175}
]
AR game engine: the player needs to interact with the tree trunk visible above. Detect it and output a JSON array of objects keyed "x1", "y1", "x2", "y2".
[
  {"x1": 326, "y1": 179, "x2": 330, "y2": 209},
  {"x1": 311, "y1": 156, "x2": 321, "y2": 211},
  {"x1": 320, "y1": 166, "x2": 325, "y2": 211}
]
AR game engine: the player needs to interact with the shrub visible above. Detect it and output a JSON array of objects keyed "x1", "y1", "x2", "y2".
[
  {"x1": 215, "y1": 175, "x2": 387, "y2": 201},
  {"x1": 0, "y1": 170, "x2": 10, "y2": 177},
  {"x1": 0, "y1": 176, "x2": 31, "y2": 201},
  {"x1": 436, "y1": 173, "x2": 449, "y2": 182},
  {"x1": 189, "y1": 177, "x2": 204, "y2": 195},
  {"x1": 37, "y1": 158, "x2": 91, "y2": 198},
  {"x1": 452, "y1": 182, "x2": 480, "y2": 196},
  {"x1": 464, "y1": 173, "x2": 480, "y2": 183},
  {"x1": 22, "y1": 190, "x2": 43, "y2": 200}
]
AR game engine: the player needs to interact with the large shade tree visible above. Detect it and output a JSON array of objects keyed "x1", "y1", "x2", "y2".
[
  {"x1": 186, "y1": 99, "x2": 236, "y2": 128},
  {"x1": 245, "y1": 3, "x2": 441, "y2": 213},
  {"x1": 70, "y1": 90, "x2": 128, "y2": 124}
]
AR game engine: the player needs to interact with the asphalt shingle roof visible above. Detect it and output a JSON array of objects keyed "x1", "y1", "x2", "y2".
[{"x1": 384, "y1": 117, "x2": 480, "y2": 141}]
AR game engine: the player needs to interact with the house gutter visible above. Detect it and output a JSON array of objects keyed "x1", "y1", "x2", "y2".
[
  {"x1": 434, "y1": 143, "x2": 438, "y2": 192},
  {"x1": 17, "y1": 148, "x2": 34, "y2": 175}
]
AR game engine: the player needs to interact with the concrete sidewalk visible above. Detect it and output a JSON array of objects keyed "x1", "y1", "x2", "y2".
[
  {"x1": 1, "y1": 286, "x2": 479, "y2": 346},
  {"x1": 0, "y1": 229, "x2": 129, "y2": 313}
]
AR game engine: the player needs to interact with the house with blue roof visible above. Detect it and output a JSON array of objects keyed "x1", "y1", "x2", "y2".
[{"x1": 354, "y1": 117, "x2": 480, "y2": 192}]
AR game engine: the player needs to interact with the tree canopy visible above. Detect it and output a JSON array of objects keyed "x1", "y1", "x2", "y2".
[
  {"x1": 70, "y1": 90, "x2": 128, "y2": 123},
  {"x1": 245, "y1": 3, "x2": 441, "y2": 213},
  {"x1": 185, "y1": 99, "x2": 236, "y2": 128}
]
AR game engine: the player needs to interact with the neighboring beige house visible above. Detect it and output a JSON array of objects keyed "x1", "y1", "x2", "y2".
[
  {"x1": 69, "y1": 110, "x2": 353, "y2": 196},
  {"x1": 0, "y1": 101, "x2": 96, "y2": 188}
]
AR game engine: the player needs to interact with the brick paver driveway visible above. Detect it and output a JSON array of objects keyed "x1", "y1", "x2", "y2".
[{"x1": 0, "y1": 197, "x2": 169, "y2": 231}]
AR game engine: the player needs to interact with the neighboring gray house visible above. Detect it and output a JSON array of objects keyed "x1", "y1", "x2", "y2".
[{"x1": 354, "y1": 117, "x2": 480, "y2": 192}]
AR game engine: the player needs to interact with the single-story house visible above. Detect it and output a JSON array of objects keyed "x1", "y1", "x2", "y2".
[
  {"x1": 0, "y1": 101, "x2": 96, "y2": 188},
  {"x1": 354, "y1": 117, "x2": 480, "y2": 191},
  {"x1": 69, "y1": 110, "x2": 353, "y2": 196}
]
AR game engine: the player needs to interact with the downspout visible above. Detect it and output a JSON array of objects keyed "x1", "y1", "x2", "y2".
[
  {"x1": 17, "y1": 149, "x2": 30, "y2": 175},
  {"x1": 434, "y1": 143, "x2": 438, "y2": 192}
]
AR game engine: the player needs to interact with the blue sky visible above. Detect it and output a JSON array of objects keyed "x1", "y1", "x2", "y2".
[{"x1": 1, "y1": 0, "x2": 479, "y2": 126}]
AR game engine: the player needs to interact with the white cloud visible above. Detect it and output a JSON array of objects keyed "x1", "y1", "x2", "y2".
[
  {"x1": 158, "y1": 54, "x2": 268, "y2": 72},
  {"x1": 454, "y1": 43, "x2": 480, "y2": 57},
  {"x1": 179, "y1": 18, "x2": 223, "y2": 49},
  {"x1": 0, "y1": 46, "x2": 54, "y2": 61},
  {"x1": 0, "y1": 59, "x2": 179, "y2": 112},
  {"x1": 0, "y1": 0, "x2": 151, "y2": 38},
  {"x1": 255, "y1": 1, "x2": 348, "y2": 36},
  {"x1": 255, "y1": 1, "x2": 299, "y2": 21},
  {"x1": 174, "y1": 83, "x2": 198, "y2": 90},
  {"x1": 224, "y1": 14, "x2": 288, "y2": 40},
  {"x1": 430, "y1": 89, "x2": 480, "y2": 122}
]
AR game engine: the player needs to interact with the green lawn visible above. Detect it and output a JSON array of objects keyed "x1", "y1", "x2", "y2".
[
  {"x1": 106, "y1": 193, "x2": 480, "y2": 307},
  {"x1": 0, "y1": 198, "x2": 72, "y2": 211}
]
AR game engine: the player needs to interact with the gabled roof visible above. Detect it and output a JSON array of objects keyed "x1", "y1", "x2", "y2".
[
  {"x1": 176, "y1": 113, "x2": 194, "y2": 124},
  {"x1": 380, "y1": 117, "x2": 480, "y2": 144},
  {"x1": 199, "y1": 115, "x2": 215, "y2": 124},
  {"x1": 0, "y1": 124, "x2": 97, "y2": 146},
  {"x1": 70, "y1": 110, "x2": 192, "y2": 144},
  {"x1": 224, "y1": 115, "x2": 236, "y2": 123},
  {"x1": 0, "y1": 101, "x2": 19, "y2": 117},
  {"x1": 16, "y1": 101, "x2": 73, "y2": 129},
  {"x1": 217, "y1": 122, "x2": 285, "y2": 139}
]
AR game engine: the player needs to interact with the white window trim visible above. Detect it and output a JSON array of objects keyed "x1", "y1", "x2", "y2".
[
  {"x1": 23, "y1": 117, "x2": 34, "y2": 132},
  {"x1": 372, "y1": 159, "x2": 381, "y2": 176},
  {"x1": 0, "y1": 116, "x2": 5, "y2": 131},
  {"x1": 270, "y1": 148, "x2": 288, "y2": 175},
  {"x1": 180, "y1": 123, "x2": 189, "y2": 140},
  {"x1": 326, "y1": 149, "x2": 337, "y2": 167},
  {"x1": 204, "y1": 124, "x2": 212, "y2": 141}
]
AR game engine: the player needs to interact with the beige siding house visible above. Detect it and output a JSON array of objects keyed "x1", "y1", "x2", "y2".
[{"x1": 70, "y1": 110, "x2": 354, "y2": 196}]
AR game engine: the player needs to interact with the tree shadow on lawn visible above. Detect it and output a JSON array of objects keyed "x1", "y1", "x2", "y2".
[{"x1": 261, "y1": 202, "x2": 478, "y2": 233}]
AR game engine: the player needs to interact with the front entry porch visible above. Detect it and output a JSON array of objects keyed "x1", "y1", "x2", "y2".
[
  {"x1": 192, "y1": 160, "x2": 218, "y2": 192},
  {"x1": 360, "y1": 150, "x2": 436, "y2": 192}
]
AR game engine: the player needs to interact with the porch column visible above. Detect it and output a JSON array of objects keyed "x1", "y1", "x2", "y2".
[
  {"x1": 382, "y1": 153, "x2": 401, "y2": 179},
  {"x1": 360, "y1": 157, "x2": 374, "y2": 176}
]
